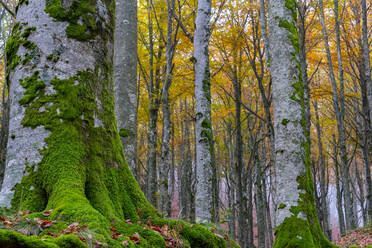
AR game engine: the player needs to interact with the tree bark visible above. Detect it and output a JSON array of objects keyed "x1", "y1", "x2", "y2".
[
  {"x1": 159, "y1": 0, "x2": 177, "y2": 218},
  {"x1": 313, "y1": 101, "x2": 331, "y2": 240},
  {"x1": 362, "y1": 0, "x2": 372, "y2": 222},
  {"x1": 318, "y1": 0, "x2": 356, "y2": 230},
  {"x1": 0, "y1": 0, "x2": 157, "y2": 240},
  {"x1": 268, "y1": 0, "x2": 334, "y2": 245},
  {"x1": 194, "y1": 0, "x2": 215, "y2": 223},
  {"x1": 333, "y1": 134, "x2": 346, "y2": 236},
  {"x1": 114, "y1": 0, "x2": 138, "y2": 176}
]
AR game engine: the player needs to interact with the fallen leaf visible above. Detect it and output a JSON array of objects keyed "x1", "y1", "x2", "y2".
[{"x1": 42, "y1": 209, "x2": 53, "y2": 217}]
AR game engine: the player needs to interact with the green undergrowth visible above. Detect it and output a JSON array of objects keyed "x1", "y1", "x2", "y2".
[
  {"x1": 0, "y1": 229, "x2": 86, "y2": 248},
  {"x1": 0, "y1": 209, "x2": 239, "y2": 247}
]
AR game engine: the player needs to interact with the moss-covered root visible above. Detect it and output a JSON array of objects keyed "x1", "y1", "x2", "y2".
[
  {"x1": 0, "y1": 229, "x2": 86, "y2": 248},
  {"x1": 147, "y1": 219, "x2": 240, "y2": 248},
  {"x1": 273, "y1": 216, "x2": 338, "y2": 248}
]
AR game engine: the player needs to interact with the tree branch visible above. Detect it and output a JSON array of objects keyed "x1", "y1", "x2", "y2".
[{"x1": 0, "y1": 0, "x2": 15, "y2": 18}]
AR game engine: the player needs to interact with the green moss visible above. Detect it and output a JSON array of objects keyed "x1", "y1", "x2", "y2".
[
  {"x1": 18, "y1": 71, "x2": 46, "y2": 105},
  {"x1": 21, "y1": 27, "x2": 36, "y2": 39},
  {"x1": 6, "y1": 23, "x2": 22, "y2": 71},
  {"x1": 10, "y1": 134, "x2": 15, "y2": 139},
  {"x1": 278, "y1": 203, "x2": 287, "y2": 209},
  {"x1": 0, "y1": 229, "x2": 86, "y2": 248},
  {"x1": 47, "y1": 54, "x2": 53, "y2": 60},
  {"x1": 119, "y1": 128, "x2": 133, "y2": 138},
  {"x1": 281, "y1": 119, "x2": 290, "y2": 126},
  {"x1": 149, "y1": 219, "x2": 239, "y2": 248},
  {"x1": 45, "y1": 0, "x2": 114, "y2": 42}
]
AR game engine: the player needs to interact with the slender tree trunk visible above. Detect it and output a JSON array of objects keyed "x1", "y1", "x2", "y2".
[
  {"x1": 362, "y1": 0, "x2": 372, "y2": 222},
  {"x1": 178, "y1": 100, "x2": 188, "y2": 219},
  {"x1": 114, "y1": 0, "x2": 138, "y2": 176},
  {"x1": 268, "y1": 0, "x2": 334, "y2": 245},
  {"x1": 194, "y1": 0, "x2": 215, "y2": 223},
  {"x1": 159, "y1": 0, "x2": 176, "y2": 217},
  {"x1": 333, "y1": 134, "x2": 346, "y2": 236},
  {"x1": 146, "y1": 0, "x2": 162, "y2": 206},
  {"x1": 232, "y1": 48, "x2": 247, "y2": 247},
  {"x1": 313, "y1": 101, "x2": 331, "y2": 240},
  {"x1": 225, "y1": 123, "x2": 236, "y2": 239},
  {"x1": 0, "y1": 80, "x2": 9, "y2": 187},
  {"x1": 318, "y1": 0, "x2": 356, "y2": 230},
  {"x1": 255, "y1": 153, "x2": 266, "y2": 248},
  {"x1": 359, "y1": 66, "x2": 372, "y2": 224},
  {"x1": 169, "y1": 121, "x2": 175, "y2": 217},
  {"x1": 246, "y1": 166, "x2": 254, "y2": 248}
]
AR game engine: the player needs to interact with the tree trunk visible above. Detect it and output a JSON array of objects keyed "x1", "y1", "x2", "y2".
[
  {"x1": 268, "y1": 0, "x2": 334, "y2": 245},
  {"x1": 318, "y1": 0, "x2": 356, "y2": 230},
  {"x1": 0, "y1": 80, "x2": 9, "y2": 187},
  {"x1": 225, "y1": 122, "x2": 236, "y2": 239},
  {"x1": 333, "y1": 134, "x2": 346, "y2": 236},
  {"x1": 194, "y1": 0, "x2": 215, "y2": 223},
  {"x1": 114, "y1": 0, "x2": 138, "y2": 176},
  {"x1": 362, "y1": 0, "x2": 372, "y2": 222},
  {"x1": 255, "y1": 154, "x2": 266, "y2": 248},
  {"x1": 313, "y1": 101, "x2": 331, "y2": 240},
  {"x1": 359, "y1": 65, "x2": 372, "y2": 224},
  {"x1": 159, "y1": 0, "x2": 176, "y2": 218},
  {"x1": 0, "y1": 0, "x2": 157, "y2": 239}
]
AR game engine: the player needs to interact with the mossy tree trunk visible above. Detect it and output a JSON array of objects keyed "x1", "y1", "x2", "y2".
[
  {"x1": 268, "y1": 0, "x2": 336, "y2": 246},
  {"x1": 0, "y1": 0, "x2": 157, "y2": 239}
]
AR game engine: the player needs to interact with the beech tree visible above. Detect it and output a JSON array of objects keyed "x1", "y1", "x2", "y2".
[
  {"x1": 268, "y1": 0, "x2": 335, "y2": 245},
  {"x1": 194, "y1": 0, "x2": 216, "y2": 223}
]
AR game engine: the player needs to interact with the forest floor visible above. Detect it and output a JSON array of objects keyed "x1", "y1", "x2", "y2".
[{"x1": 334, "y1": 225, "x2": 372, "y2": 247}]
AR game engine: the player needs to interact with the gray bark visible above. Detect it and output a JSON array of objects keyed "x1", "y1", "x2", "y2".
[
  {"x1": 194, "y1": 0, "x2": 214, "y2": 223},
  {"x1": 224, "y1": 122, "x2": 236, "y2": 239},
  {"x1": 269, "y1": 0, "x2": 306, "y2": 226},
  {"x1": 255, "y1": 153, "x2": 266, "y2": 248},
  {"x1": 159, "y1": 0, "x2": 177, "y2": 217},
  {"x1": 318, "y1": 0, "x2": 356, "y2": 230},
  {"x1": 333, "y1": 134, "x2": 346, "y2": 236},
  {"x1": 114, "y1": 0, "x2": 138, "y2": 176},
  {"x1": 314, "y1": 101, "x2": 331, "y2": 240},
  {"x1": 358, "y1": 63, "x2": 372, "y2": 224},
  {"x1": 0, "y1": 0, "x2": 112, "y2": 206},
  {"x1": 362, "y1": 0, "x2": 372, "y2": 223},
  {"x1": 0, "y1": 76, "x2": 9, "y2": 188},
  {"x1": 145, "y1": 0, "x2": 162, "y2": 206}
]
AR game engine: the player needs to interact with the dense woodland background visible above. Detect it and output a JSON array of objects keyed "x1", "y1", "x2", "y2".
[{"x1": 0, "y1": 0, "x2": 370, "y2": 247}]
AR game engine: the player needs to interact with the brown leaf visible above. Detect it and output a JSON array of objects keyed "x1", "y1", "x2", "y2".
[
  {"x1": 42, "y1": 209, "x2": 53, "y2": 217},
  {"x1": 128, "y1": 232, "x2": 140, "y2": 244},
  {"x1": 122, "y1": 240, "x2": 129, "y2": 246}
]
